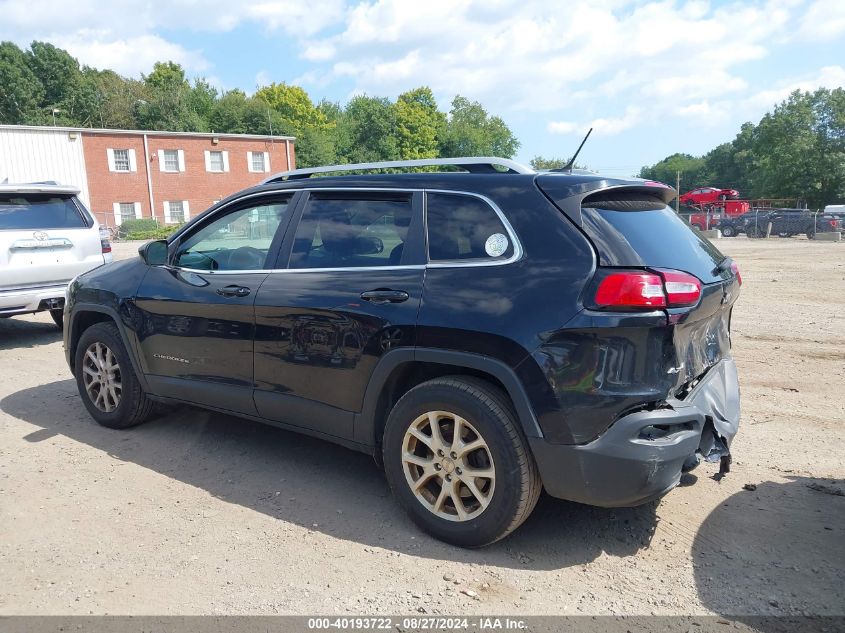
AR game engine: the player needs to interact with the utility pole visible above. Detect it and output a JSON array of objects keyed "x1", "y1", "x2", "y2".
[{"x1": 675, "y1": 170, "x2": 680, "y2": 213}]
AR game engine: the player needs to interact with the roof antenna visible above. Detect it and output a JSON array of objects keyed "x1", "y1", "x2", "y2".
[{"x1": 555, "y1": 127, "x2": 593, "y2": 173}]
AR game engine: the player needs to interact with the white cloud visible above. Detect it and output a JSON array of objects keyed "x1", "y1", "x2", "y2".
[
  {"x1": 796, "y1": 0, "x2": 845, "y2": 41},
  {"x1": 244, "y1": 0, "x2": 346, "y2": 36},
  {"x1": 747, "y1": 65, "x2": 845, "y2": 109},
  {"x1": 254, "y1": 70, "x2": 272, "y2": 91},
  {"x1": 52, "y1": 32, "x2": 208, "y2": 77},
  {"x1": 0, "y1": 0, "x2": 345, "y2": 76},
  {"x1": 549, "y1": 106, "x2": 643, "y2": 137},
  {"x1": 1, "y1": 0, "x2": 842, "y2": 143},
  {"x1": 548, "y1": 121, "x2": 578, "y2": 135}
]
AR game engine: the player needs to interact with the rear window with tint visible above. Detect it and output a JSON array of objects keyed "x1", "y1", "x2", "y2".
[
  {"x1": 426, "y1": 192, "x2": 514, "y2": 262},
  {"x1": 581, "y1": 204, "x2": 726, "y2": 283},
  {"x1": 0, "y1": 194, "x2": 89, "y2": 230}
]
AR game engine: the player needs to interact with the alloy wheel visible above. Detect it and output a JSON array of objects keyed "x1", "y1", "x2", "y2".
[
  {"x1": 81, "y1": 341, "x2": 122, "y2": 413},
  {"x1": 401, "y1": 411, "x2": 495, "y2": 522}
]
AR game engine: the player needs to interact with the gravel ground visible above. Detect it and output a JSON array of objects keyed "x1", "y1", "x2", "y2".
[{"x1": 0, "y1": 237, "x2": 843, "y2": 616}]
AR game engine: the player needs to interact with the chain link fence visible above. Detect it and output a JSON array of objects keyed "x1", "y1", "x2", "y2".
[{"x1": 676, "y1": 207, "x2": 842, "y2": 239}]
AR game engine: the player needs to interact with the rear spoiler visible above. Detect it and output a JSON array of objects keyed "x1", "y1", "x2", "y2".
[{"x1": 536, "y1": 174, "x2": 677, "y2": 226}]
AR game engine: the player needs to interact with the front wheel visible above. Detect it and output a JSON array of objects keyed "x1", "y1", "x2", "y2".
[
  {"x1": 382, "y1": 377, "x2": 541, "y2": 547},
  {"x1": 74, "y1": 322, "x2": 156, "y2": 429},
  {"x1": 721, "y1": 225, "x2": 736, "y2": 237}
]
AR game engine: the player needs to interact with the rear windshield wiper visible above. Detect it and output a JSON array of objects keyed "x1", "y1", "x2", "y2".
[{"x1": 713, "y1": 256, "x2": 733, "y2": 276}]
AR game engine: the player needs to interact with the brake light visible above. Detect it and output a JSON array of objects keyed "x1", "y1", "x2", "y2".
[
  {"x1": 594, "y1": 272, "x2": 666, "y2": 308},
  {"x1": 593, "y1": 269, "x2": 704, "y2": 310},
  {"x1": 99, "y1": 227, "x2": 112, "y2": 254},
  {"x1": 830, "y1": 219, "x2": 838, "y2": 228},
  {"x1": 658, "y1": 269, "x2": 702, "y2": 307},
  {"x1": 730, "y1": 261, "x2": 742, "y2": 285}
]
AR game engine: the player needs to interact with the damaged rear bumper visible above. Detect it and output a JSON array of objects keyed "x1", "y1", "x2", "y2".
[{"x1": 529, "y1": 358, "x2": 740, "y2": 507}]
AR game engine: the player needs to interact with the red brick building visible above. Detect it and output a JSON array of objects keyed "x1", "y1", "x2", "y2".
[{"x1": 0, "y1": 125, "x2": 295, "y2": 228}]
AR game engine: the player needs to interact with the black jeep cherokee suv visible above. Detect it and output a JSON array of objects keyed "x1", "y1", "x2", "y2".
[{"x1": 63, "y1": 158, "x2": 741, "y2": 547}]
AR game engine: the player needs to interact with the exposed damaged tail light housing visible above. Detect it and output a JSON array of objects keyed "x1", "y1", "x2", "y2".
[
  {"x1": 593, "y1": 269, "x2": 703, "y2": 310},
  {"x1": 730, "y1": 261, "x2": 742, "y2": 285},
  {"x1": 657, "y1": 269, "x2": 702, "y2": 307}
]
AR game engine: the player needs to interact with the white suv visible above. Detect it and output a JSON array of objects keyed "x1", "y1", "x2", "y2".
[{"x1": 0, "y1": 182, "x2": 112, "y2": 328}]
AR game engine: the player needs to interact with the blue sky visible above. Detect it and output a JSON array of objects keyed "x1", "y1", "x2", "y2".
[{"x1": 2, "y1": 0, "x2": 844, "y2": 179}]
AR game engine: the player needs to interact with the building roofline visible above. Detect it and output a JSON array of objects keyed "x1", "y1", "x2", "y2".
[{"x1": 0, "y1": 124, "x2": 295, "y2": 142}]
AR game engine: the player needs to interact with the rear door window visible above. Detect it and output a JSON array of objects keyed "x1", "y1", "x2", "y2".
[
  {"x1": 288, "y1": 193, "x2": 414, "y2": 269},
  {"x1": 425, "y1": 192, "x2": 514, "y2": 262},
  {"x1": 0, "y1": 194, "x2": 89, "y2": 229}
]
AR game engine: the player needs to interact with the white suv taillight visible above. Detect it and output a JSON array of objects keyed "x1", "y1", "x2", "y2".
[{"x1": 99, "y1": 227, "x2": 112, "y2": 254}]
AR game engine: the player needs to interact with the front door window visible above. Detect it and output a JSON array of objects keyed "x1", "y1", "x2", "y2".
[{"x1": 174, "y1": 196, "x2": 293, "y2": 271}]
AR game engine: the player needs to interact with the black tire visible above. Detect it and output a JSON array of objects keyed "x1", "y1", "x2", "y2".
[
  {"x1": 382, "y1": 376, "x2": 541, "y2": 547},
  {"x1": 721, "y1": 225, "x2": 736, "y2": 237},
  {"x1": 74, "y1": 322, "x2": 155, "y2": 429},
  {"x1": 49, "y1": 308, "x2": 64, "y2": 329}
]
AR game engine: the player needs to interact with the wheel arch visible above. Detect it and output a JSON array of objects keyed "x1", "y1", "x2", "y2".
[
  {"x1": 68, "y1": 304, "x2": 149, "y2": 392},
  {"x1": 355, "y1": 348, "x2": 543, "y2": 451}
]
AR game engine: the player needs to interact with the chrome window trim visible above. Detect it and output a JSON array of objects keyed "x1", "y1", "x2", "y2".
[
  {"x1": 423, "y1": 189, "x2": 523, "y2": 268},
  {"x1": 168, "y1": 187, "x2": 523, "y2": 275}
]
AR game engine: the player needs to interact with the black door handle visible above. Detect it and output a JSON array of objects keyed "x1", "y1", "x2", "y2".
[
  {"x1": 360, "y1": 289, "x2": 410, "y2": 305},
  {"x1": 217, "y1": 285, "x2": 251, "y2": 298}
]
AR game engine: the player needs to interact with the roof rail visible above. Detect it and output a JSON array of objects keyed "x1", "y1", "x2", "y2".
[{"x1": 263, "y1": 156, "x2": 535, "y2": 183}]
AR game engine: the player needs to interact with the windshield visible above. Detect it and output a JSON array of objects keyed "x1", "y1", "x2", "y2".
[{"x1": 0, "y1": 194, "x2": 89, "y2": 230}]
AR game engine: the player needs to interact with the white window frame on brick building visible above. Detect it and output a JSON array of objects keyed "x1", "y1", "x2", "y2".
[
  {"x1": 248, "y1": 151, "x2": 270, "y2": 173},
  {"x1": 159, "y1": 149, "x2": 185, "y2": 173},
  {"x1": 112, "y1": 202, "x2": 142, "y2": 226},
  {"x1": 107, "y1": 148, "x2": 137, "y2": 172},
  {"x1": 163, "y1": 200, "x2": 190, "y2": 224},
  {"x1": 204, "y1": 150, "x2": 229, "y2": 173}
]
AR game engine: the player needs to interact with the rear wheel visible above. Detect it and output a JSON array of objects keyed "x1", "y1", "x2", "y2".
[
  {"x1": 720, "y1": 225, "x2": 736, "y2": 237},
  {"x1": 383, "y1": 377, "x2": 541, "y2": 547},
  {"x1": 74, "y1": 322, "x2": 155, "y2": 429},
  {"x1": 49, "y1": 309, "x2": 63, "y2": 329}
]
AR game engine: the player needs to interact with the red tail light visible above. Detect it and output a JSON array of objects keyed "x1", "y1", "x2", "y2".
[
  {"x1": 593, "y1": 269, "x2": 703, "y2": 310},
  {"x1": 594, "y1": 272, "x2": 666, "y2": 308},
  {"x1": 830, "y1": 219, "x2": 838, "y2": 228},
  {"x1": 658, "y1": 269, "x2": 702, "y2": 307},
  {"x1": 730, "y1": 261, "x2": 742, "y2": 285},
  {"x1": 99, "y1": 227, "x2": 112, "y2": 254}
]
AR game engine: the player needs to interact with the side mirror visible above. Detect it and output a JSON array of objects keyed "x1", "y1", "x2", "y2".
[{"x1": 138, "y1": 239, "x2": 168, "y2": 266}]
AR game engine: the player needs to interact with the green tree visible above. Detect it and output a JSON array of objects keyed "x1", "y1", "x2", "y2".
[
  {"x1": 25, "y1": 41, "x2": 81, "y2": 114},
  {"x1": 752, "y1": 88, "x2": 845, "y2": 207},
  {"x1": 187, "y1": 78, "x2": 218, "y2": 122},
  {"x1": 337, "y1": 95, "x2": 399, "y2": 163},
  {"x1": 254, "y1": 82, "x2": 329, "y2": 132},
  {"x1": 394, "y1": 87, "x2": 444, "y2": 160},
  {"x1": 208, "y1": 89, "x2": 249, "y2": 133},
  {"x1": 137, "y1": 61, "x2": 205, "y2": 131},
  {"x1": 639, "y1": 153, "x2": 707, "y2": 191},
  {"x1": 530, "y1": 156, "x2": 569, "y2": 170},
  {"x1": 0, "y1": 41, "x2": 44, "y2": 123},
  {"x1": 440, "y1": 96, "x2": 519, "y2": 158}
]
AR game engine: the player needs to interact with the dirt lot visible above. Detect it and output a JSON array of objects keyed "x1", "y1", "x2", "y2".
[{"x1": 0, "y1": 237, "x2": 843, "y2": 616}]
